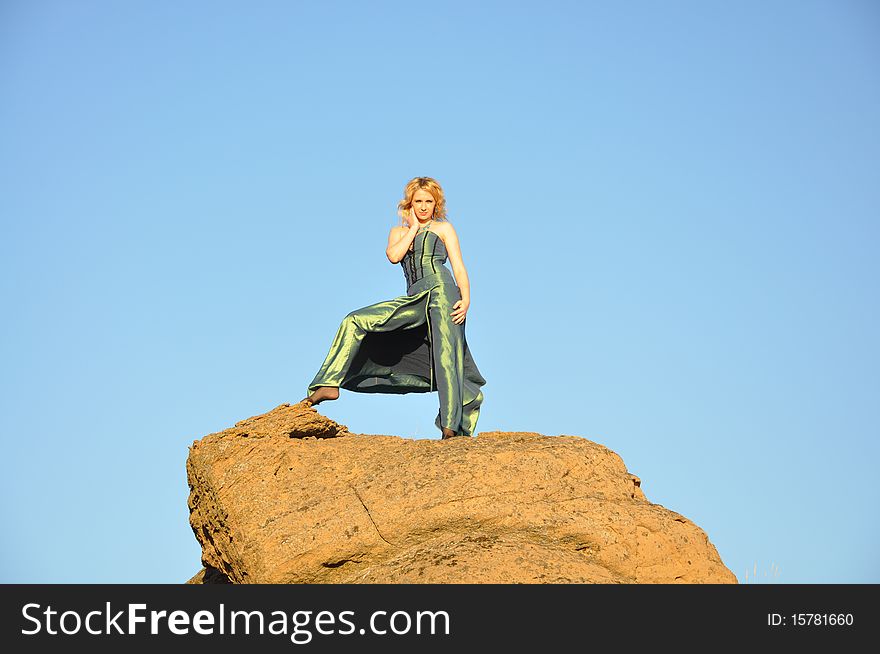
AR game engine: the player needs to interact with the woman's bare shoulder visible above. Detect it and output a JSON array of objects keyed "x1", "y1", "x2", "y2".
[
  {"x1": 436, "y1": 219, "x2": 458, "y2": 237},
  {"x1": 429, "y1": 220, "x2": 453, "y2": 249}
]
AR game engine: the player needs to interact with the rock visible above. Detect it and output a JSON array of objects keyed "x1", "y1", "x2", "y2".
[
  {"x1": 186, "y1": 402, "x2": 736, "y2": 583},
  {"x1": 185, "y1": 566, "x2": 231, "y2": 584}
]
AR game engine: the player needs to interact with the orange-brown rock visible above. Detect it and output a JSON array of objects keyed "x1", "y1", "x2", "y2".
[{"x1": 186, "y1": 402, "x2": 736, "y2": 584}]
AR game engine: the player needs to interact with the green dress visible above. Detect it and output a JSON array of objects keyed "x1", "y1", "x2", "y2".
[{"x1": 306, "y1": 222, "x2": 486, "y2": 436}]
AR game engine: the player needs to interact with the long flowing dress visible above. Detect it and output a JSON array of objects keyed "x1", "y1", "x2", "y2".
[{"x1": 305, "y1": 222, "x2": 486, "y2": 436}]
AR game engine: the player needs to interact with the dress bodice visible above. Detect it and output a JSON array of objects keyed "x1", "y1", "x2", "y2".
[{"x1": 401, "y1": 226, "x2": 449, "y2": 289}]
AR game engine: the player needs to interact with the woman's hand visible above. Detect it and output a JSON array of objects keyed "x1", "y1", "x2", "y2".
[
  {"x1": 405, "y1": 208, "x2": 419, "y2": 231},
  {"x1": 450, "y1": 299, "x2": 469, "y2": 325}
]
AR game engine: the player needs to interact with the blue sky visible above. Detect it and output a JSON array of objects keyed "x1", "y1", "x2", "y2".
[{"x1": 1, "y1": 0, "x2": 877, "y2": 584}]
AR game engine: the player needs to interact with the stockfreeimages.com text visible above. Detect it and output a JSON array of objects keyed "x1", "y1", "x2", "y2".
[{"x1": 21, "y1": 602, "x2": 450, "y2": 643}]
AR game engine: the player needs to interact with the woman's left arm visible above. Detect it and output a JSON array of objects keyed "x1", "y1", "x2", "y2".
[{"x1": 442, "y1": 222, "x2": 470, "y2": 324}]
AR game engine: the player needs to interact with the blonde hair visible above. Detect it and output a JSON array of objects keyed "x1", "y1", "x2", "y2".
[{"x1": 396, "y1": 176, "x2": 449, "y2": 227}]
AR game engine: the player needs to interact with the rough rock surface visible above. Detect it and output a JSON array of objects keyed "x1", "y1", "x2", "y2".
[{"x1": 186, "y1": 402, "x2": 736, "y2": 584}]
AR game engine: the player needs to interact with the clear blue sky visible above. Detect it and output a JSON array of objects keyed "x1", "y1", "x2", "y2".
[{"x1": 1, "y1": 0, "x2": 877, "y2": 584}]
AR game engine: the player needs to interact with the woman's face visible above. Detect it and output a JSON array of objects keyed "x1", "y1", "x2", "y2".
[{"x1": 412, "y1": 189, "x2": 436, "y2": 220}]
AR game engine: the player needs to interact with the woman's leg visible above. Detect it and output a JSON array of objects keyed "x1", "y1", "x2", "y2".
[
  {"x1": 304, "y1": 293, "x2": 430, "y2": 402},
  {"x1": 429, "y1": 284, "x2": 485, "y2": 437}
]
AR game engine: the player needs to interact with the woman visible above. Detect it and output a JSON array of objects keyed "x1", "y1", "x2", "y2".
[{"x1": 301, "y1": 176, "x2": 486, "y2": 439}]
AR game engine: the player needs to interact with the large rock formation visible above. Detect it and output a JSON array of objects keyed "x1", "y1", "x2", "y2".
[{"x1": 186, "y1": 402, "x2": 736, "y2": 584}]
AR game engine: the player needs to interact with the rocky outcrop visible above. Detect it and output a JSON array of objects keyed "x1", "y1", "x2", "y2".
[{"x1": 185, "y1": 402, "x2": 736, "y2": 584}]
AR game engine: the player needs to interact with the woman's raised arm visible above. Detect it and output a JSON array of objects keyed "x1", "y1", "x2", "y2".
[{"x1": 386, "y1": 222, "x2": 418, "y2": 263}]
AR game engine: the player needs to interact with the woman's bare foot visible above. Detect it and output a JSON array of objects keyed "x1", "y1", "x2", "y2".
[
  {"x1": 441, "y1": 427, "x2": 458, "y2": 439},
  {"x1": 302, "y1": 386, "x2": 339, "y2": 406}
]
